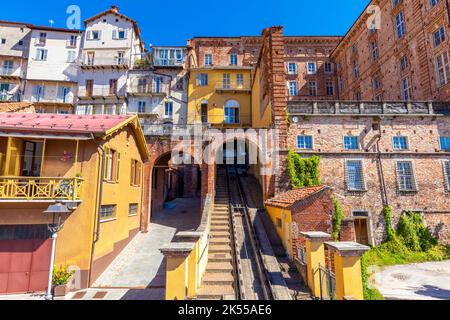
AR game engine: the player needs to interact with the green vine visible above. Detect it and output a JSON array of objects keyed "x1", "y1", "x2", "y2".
[
  {"x1": 287, "y1": 149, "x2": 320, "y2": 189},
  {"x1": 331, "y1": 198, "x2": 344, "y2": 241},
  {"x1": 382, "y1": 206, "x2": 396, "y2": 242}
]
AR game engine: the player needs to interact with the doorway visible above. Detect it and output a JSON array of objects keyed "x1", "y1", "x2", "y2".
[
  {"x1": 21, "y1": 141, "x2": 43, "y2": 177},
  {"x1": 201, "y1": 103, "x2": 208, "y2": 124}
]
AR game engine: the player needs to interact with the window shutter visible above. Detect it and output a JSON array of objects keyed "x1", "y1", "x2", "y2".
[
  {"x1": 57, "y1": 87, "x2": 64, "y2": 100},
  {"x1": 130, "y1": 160, "x2": 135, "y2": 186},
  {"x1": 98, "y1": 31, "x2": 102, "y2": 40},
  {"x1": 86, "y1": 31, "x2": 92, "y2": 40},
  {"x1": 112, "y1": 30, "x2": 117, "y2": 40},
  {"x1": 103, "y1": 147, "x2": 109, "y2": 181},
  {"x1": 115, "y1": 152, "x2": 121, "y2": 182},
  {"x1": 137, "y1": 162, "x2": 142, "y2": 186},
  {"x1": 35, "y1": 50, "x2": 41, "y2": 60}
]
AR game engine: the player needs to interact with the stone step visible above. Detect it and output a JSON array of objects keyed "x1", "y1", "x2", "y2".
[
  {"x1": 210, "y1": 238, "x2": 231, "y2": 245},
  {"x1": 210, "y1": 231, "x2": 231, "y2": 238},
  {"x1": 209, "y1": 245, "x2": 232, "y2": 254},
  {"x1": 196, "y1": 284, "x2": 235, "y2": 300},
  {"x1": 211, "y1": 222, "x2": 230, "y2": 227},
  {"x1": 207, "y1": 262, "x2": 233, "y2": 273},
  {"x1": 208, "y1": 253, "x2": 233, "y2": 263},
  {"x1": 210, "y1": 226, "x2": 230, "y2": 232},
  {"x1": 202, "y1": 272, "x2": 234, "y2": 286}
]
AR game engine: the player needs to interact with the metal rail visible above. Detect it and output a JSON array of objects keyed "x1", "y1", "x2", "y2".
[{"x1": 226, "y1": 165, "x2": 274, "y2": 300}]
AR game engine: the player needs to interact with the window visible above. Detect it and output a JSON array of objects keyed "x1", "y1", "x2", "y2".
[
  {"x1": 393, "y1": 136, "x2": 409, "y2": 150},
  {"x1": 375, "y1": 93, "x2": 383, "y2": 101},
  {"x1": 164, "y1": 101, "x2": 173, "y2": 118},
  {"x1": 0, "y1": 83, "x2": 9, "y2": 93},
  {"x1": 236, "y1": 74, "x2": 244, "y2": 87},
  {"x1": 0, "y1": 38, "x2": 5, "y2": 44},
  {"x1": 436, "y1": 51, "x2": 450, "y2": 87},
  {"x1": 392, "y1": 0, "x2": 402, "y2": 6},
  {"x1": 308, "y1": 81, "x2": 317, "y2": 96},
  {"x1": 326, "y1": 80, "x2": 334, "y2": 96},
  {"x1": 307, "y1": 62, "x2": 316, "y2": 74},
  {"x1": 130, "y1": 159, "x2": 142, "y2": 187},
  {"x1": 440, "y1": 136, "x2": 450, "y2": 151},
  {"x1": 276, "y1": 218, "x2": 282, "y2": 229},
  {"x1": 204, "y1": 53, "x2": 212, "y2": 66},
  {"x1": 129, "y1": 204, "x2": 139, "y2": 216},
  {"x1": 67, "y1": 50, "x2": 77, "y2": 63},
  {"x1": 230, "y1": 53, "x2": 237, "y2": 66},
  {"x1": 32, "y1": 86, "x2": 45, "y2": 102},
  {"x1": 153, "y1": 77, "x2": 162, "y2": 93},
  {"x1": 288, "y1": 62, "x2": 297, "y2": 75},
  {"x1": 289, "y1": 81, "x2": 298, "y2": 96},
  {"x1": 344, "y1": 136, "x2": 359, "y2": 150},
  {"x1": 223, "y1": 73, "x2": 231, "y2": 89},
  {"x1": 117, "y1": 51, "x2": 125, "y2": 65},
  {"x1": 2, "y1": 61, "x2": 13, "y2": 75},
  {"x1": 88, "y1": 30, "x2": 101, "y2": 40},
  {"x1": 346, "y1": 160, "x2": 365, "y2": 191},
  {"x1": 444, "y1": 161, "x2": 450, "y2": 190},
  {"x1": 109, "y1": 79, "x2": 118, "y2": 95},
  {"x1": 224, "y1": 100, "x2": 240, "y2": 124},
  {"x1": 104, "y1": 148, "x2": 120, "y2": 182},
  {"x1": 373, "y1": 77, "x2": 382, "y2": 90},
  {"x1": 338, "y1": 76, "x2": 344, "y2": 93},
  {"x1": 396, "y1": 161, "x2": 416, "y2": 191},
  {"x1": 324, "y1": 62, "x2": 333, "y2": 74},
  {"x1": 430, "y1": 0, "x2": 439, "y2": 7},
  {"x1": 196, "y1": 73, "x2": 208, "y2": 86},
  {"x1": 113, "y1": 29, "x2": 127, "y2": 40},
  {"x1": 35, "y1": 49, "x2": 48, "y2": 61},
  {"x1": 400, "y1": 77, "x2": 411, "y2": 100},
  {"x1": 85, "y1": 80, "x2": 93, "y2": 97},
  {"x1": 351, "y1": 44, "x2": 358, "y2": 54},
  {"x1": 57, "y1": 86, "x2": 71, "y2": 103},
  {"x1": 371, "y1": 40, "x2": 379, "y2": 61},
  {"x1": 400, "y1": 55, "x2": 408, "y2": 71},
  {"x1": 138, "y1": 101, "x2": 146, "y2": 113},
  {"x1": 396, "y1": 11, "x2": 406, "y2": 39},
  {"x1": 176, "y1": 78, "x2": 184, "y2": 90},
  {"x1": 68, "y1": 35, "x2": 77, "y2": 47},
  {"x1": 352, "y1": 60, "x2": 360, "y2": 78},
  {"x1": 100, "y1": 205, "x2": 117, "y2": 221},
  {"x1": 432, "y1": 26, "x2": 446, "y2": 47},
  {"x1": 297, "y1": 135, "x2": 313, "y2": 150},
  {"x1": 38, "y1": 32, "x2": 47, "y2": 45},
  {"x1": 354, "y1": 91, "x2": 362, "y2": 101}
]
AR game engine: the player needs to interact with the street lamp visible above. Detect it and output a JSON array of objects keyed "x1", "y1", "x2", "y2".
[{"x1": 43, "y1": 202, "x2": 72, "y2": 301}]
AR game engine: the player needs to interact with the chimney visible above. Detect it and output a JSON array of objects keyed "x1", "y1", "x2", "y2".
[{"x1": 111, "y1": 5, "x2": 119, "y2": 13}]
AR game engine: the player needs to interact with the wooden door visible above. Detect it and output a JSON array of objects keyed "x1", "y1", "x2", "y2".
[
  {"x1": 354, "y1": 219, "x2": 369, "y2": 245},
  {"x1": 5, "y1": 138, "x2": 23, "y2": 176}
]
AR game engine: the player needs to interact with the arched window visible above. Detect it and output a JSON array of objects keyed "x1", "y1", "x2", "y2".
[{"x1": 224, "y1": 100, "x2": 239, "y2": 124}]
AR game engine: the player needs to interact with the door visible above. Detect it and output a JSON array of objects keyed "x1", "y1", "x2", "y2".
[
  {"x1": 201, "y1": 103, "x2": 208, "y2": 124},
  {"x1": 86, "y1": 80, "x2": 93, "y2": 97},
  {"x1": 354, "y1": 219, "x2": 369, "y2": 245},
  {"x1": 21, "y1": 141, "x2": 43, "y2": 177},
  {"x1": 5, "y1": 138, "x2": 23, "y2": 176},
  {"x1": 0, "y1": 225, "x2": 52, "y2": 294}
]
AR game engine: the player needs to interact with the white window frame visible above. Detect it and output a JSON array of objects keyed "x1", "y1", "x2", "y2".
[
  {"x1": 436, "y1": 51, "x2": 450, "y2": 87},
  {"x1": 223, "y1": 73, "x2": 231, "y2": 89},
  {"x1": 204, "y1": 53, "x2": 213, "y2": 66},
  {"x1": 308, "y1": 81, "x2": 317, "y2": 96},
  {"x1": 443, "y1": 160, "x2": 450, "y2": 191},
  {"x1": 297, "y1": 135, "x2": 314, "y2": 150},
  {"x1": 400, "y1": 55, "x2": 408, "y2": 71},
  {"x1": 164, "y1": 101, "x2": 173, "y2": 119},
  {"x1": 396, "y1": 160, "x2": 417, "y2": 192},
  {"x1": 236, "y1": 74, "x2": 244, "y2": 87},
  {"x1": 324, "y1": 62, "x2": 334, "y2": 74},
  {"x1": 36, "y1": 49, "x2": 48, "y2": 61},
  {"x1": 400, "y1": 76, "x2": 412, "y2": 101},
  {"x1": 224, "y1": 100, "x2": 240, "y2": 124},
  {"x1": 230, "y1": 53, "x2": 238, "y2": 66},
  {"x1": 396, "y1": 11, "x2": 406, "y2": 39},
  {"x1": 345, "y1": 159, "x2": 367, "y2": 192},
  {"x1": 196, "y1": 73, "x2": 208, "y2": 87},
  {"x1": 326, "y1": 80, "x2": 334, "y2": 96},
  {"x1": 343, "y1": 136, "x2": 360, "y2": 150},
  {"x1": 432, "y1": 26, "x2": 446, "y2": 47},
  {"x1": 67, "y1": 50, "x2": 77, "y2": 63},
  {"x1": 371, "y1": 40, "x2": 379, "y2": 61},
  {"x1": 289, "y1": 81, "x2": 298, "y2": 96},
  {"x1": 288, "y1": 62, "x2": 298, "y2": 75},
  {"x1": 430, "y1": 0, "x2": 439, "y2": 8},
  {"x1": 307, "y1": 62, "x2": 317, "y2": 75},
  {"x1": 393, "y1": 136, "x2": 409, "y2": 150},
  {"x1": 138, "y1": 101, "x2": 146, "y2": 113}
]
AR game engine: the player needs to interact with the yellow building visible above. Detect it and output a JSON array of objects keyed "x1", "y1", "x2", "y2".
[
  {"x1": 0, "y1": 113, "x2": 149, "y2": 294},
  {"x1": 188, "y1": 67, "x2": 253, "y2": 127}
]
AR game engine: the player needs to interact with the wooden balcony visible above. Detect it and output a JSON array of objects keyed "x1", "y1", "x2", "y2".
[{"x1": 0, "y1": 177, "x2": 83, "y2": 202}]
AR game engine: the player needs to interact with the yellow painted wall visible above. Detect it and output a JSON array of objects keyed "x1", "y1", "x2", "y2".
[
  {"x1": 188, "y1": 69, "x2": 252, "y2": 127},
  {"x1": 334, "y1": 254, "x2": 365, "y2": 300},
  {"x1": 0, "y1": 124, "x2": 146, "y2": 287},
  {"x1": 251, "y1": 67, "x2": 272, "y2": 128},
  {"x1": 265, "y1": 205, "x2": 293, "y2": 257}
]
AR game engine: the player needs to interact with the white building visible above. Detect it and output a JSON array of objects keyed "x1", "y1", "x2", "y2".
[
  {"x1": 0, "y1": 20, "x2": 31, "y2": 102},
  {"x1": 76, "y1": 5, "x2": 144, "y2": 115},
  {"x1": 127, "y1": 46, "x2": 188, "y2": 132},
  {"x1": 23, "y1": 26, "x2": 82, "y2": 113}
]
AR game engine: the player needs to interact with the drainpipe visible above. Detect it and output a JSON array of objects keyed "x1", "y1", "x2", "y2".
[
  {"x1": 87, "y1": 134, "x2": 106, "y2": 286},
  {"x1": 375, "y1": 118, "x2": 389, "y2": 207}
]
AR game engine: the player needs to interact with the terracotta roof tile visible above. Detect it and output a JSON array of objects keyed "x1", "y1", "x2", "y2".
[
  {"x1": 265, "y1": 186, "x2": 329, "y2": 209},
  {"x1": 0, "y1": 102, "x2": 35, "y2": 113}
]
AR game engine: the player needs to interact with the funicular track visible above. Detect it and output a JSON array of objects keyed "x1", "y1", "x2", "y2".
[{"x1": 226, "y1": 165, "x2": 274, "y2": 300}]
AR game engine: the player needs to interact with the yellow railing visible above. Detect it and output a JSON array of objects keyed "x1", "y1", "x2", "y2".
[{"x1": 0, "y1": 177, "x2": 83, "y2": 201}]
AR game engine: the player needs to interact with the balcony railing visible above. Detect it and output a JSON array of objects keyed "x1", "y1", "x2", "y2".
[
  {"x1": 78, "y1": 87, "x2": 126, "y2": 98},
  {"x1": 153, "y1": 58, "x2": 184, "y2": 67},
  {"x1": 287, "y1": 101, "x2": 450, "y2": 116},
  {"x1": 215, "y1": 81, "x2": 252, "y2": 92},
  {"x1": 0, "y1": 91, "x2": 21, "y2": 102},
  {"x1": 0, "y1": 177, "x2": 83, "y2": 202},
  {"x1": 127, "y1": 83, "x2": 168, "y2": 95},
  {"x1": 79, "y1": 57, "x2": 130, "y2": 68}
]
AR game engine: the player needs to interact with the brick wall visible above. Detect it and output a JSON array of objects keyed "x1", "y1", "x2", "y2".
[{"x1": 286, "y1": 115, "x2": 450, "y2": 244}]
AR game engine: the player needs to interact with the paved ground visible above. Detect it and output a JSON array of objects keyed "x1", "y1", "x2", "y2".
[
  {"x1": 374, "y1": 260, "x2": 450, "y2": 300},
  {"x1": 0, "y1": 198, "x2": 201, "y2": 301}
]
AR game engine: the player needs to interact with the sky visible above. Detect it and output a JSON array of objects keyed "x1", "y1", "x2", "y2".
[{"x1": 1, "y1": 0, "x2": 369, "y2": 47}]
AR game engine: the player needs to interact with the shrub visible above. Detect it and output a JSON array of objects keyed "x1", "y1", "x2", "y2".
[
  {"x1": 53, "y1": 266, "x2": 74, "y2": 287},
  {"x1": 397, "y1": 211, "x2": 437, "y2": 252},
  {"x1": 287, "y1": 150, "x2": 320, "y2": 189},
  {"x1": 331, "y1": 198, "x2": 344, "y2": 241}
]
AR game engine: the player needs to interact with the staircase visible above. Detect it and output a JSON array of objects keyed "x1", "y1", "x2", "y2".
[{"x1": 196, "y1": 168, "x2": 236, "y2": 300}]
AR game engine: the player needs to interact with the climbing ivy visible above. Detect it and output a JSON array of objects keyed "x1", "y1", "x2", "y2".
[
  {"x1": 287, "y1": 149, "x2": 321, "y2": 189},
  {"x1": 397, "y1": 211, "x2": 437, "y2": 252},
  {"x1": 382, "y1": 206, "x2": 396, "y2": 242},
  {"x1": 331, "y1": 198, "x2": 344, "y2": 241}
]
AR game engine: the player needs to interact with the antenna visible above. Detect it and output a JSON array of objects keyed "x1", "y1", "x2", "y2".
[{"x1": 49, "y1": 19, "x2": 55, "y2": 27}]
